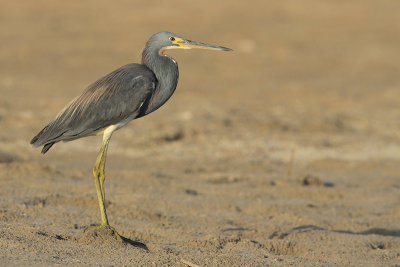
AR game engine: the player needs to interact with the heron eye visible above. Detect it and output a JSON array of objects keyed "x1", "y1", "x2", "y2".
[{"x1": 169, "y1": 36, "x2": 175, "y2": 41}]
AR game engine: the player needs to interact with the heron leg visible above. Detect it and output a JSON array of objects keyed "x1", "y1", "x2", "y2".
[
  {"x1": 92, "y1": 136, "x2": 110, "y2": 226},
  {"x1": 89, "y1": 126, "x2": 122, "y2": 242}
]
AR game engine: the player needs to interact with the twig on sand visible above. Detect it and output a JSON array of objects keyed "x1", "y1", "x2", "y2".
[{"x1": 180, "y1": 258, "x2": 201, "y2": 267}]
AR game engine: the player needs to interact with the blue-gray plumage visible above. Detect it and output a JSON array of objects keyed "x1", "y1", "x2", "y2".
[
  {"x1": 31, "y1": 64, "x2": 157, "y2": 153},
  {"x1": 30, "y1": 31, "x2": 231, "y2": 238}
]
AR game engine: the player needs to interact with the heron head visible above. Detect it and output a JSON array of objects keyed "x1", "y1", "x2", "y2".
[{"x1": 147, "y1": 31, "x2": 232, "y2": 55}]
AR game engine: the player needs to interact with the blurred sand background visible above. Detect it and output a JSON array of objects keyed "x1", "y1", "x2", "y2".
[{"x1": 0, "y1": 0, "x2": 400, "y2": 266}]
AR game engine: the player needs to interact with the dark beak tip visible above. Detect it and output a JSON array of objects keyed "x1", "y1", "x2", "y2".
[
  {"x1": 219, "y1": 46, "x2": 232, "y2": 52},
  {"x1": 216, "y1": 46, "x2": 232, "y2": 52}
]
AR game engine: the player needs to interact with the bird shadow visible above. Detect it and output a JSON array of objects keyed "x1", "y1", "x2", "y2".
[
  {"x1": 120, "y1": 235, "x2": 149, "y2": 251},
  {"x1": 275, "y1": 224, "x2": 400, "y2": 239},
  {"x1": 80, "y1": 225, "x2": 149, "y2": 251}
]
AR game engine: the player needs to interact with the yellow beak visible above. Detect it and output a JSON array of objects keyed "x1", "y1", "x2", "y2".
[{"x1": 172, "y1": 37, "x2": 232, "y2": 51}]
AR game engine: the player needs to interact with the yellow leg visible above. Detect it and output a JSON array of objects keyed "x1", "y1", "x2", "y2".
[
  {"x1": 89, "y1": 127, "x2": 122, "y2": 241},
  {"x1": 92, "y1": 137, "x2": 110, "y2": 226}
]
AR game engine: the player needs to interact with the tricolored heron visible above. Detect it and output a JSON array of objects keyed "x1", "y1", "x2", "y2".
[{"x1": 30, "y1": 31, "x2": 231, "y2": 239}]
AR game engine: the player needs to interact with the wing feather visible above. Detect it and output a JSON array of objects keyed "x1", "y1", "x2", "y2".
[{"x1": 31, "y1": 63, "x2": 157, "y2": 152}]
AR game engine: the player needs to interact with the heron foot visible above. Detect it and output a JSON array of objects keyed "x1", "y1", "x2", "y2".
[{"x1": 84, "y1": 224, "x2": 123, "y2": 242}]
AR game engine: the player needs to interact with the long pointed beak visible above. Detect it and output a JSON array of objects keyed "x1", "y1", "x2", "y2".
[{"x1": 179, "y1": 39, "x2": 232, "y2": 51}]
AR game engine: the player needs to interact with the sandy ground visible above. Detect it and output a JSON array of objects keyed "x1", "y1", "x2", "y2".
[{"x1": 0, "y1": 0, "x2": 400, "y2": 266}]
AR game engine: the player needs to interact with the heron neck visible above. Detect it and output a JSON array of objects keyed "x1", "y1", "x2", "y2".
[{"x1": 141, "y1": 49, "x2": 179, "y2": 113}]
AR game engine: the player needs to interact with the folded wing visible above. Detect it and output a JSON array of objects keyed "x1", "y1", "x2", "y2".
[{"x1": 31, "y1": 63, "x2": 157, "y2": 153}]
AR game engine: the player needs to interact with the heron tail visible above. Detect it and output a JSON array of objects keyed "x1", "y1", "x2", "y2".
[
  {"x1": 41, "y1": 142, "x2": 55, "y2": 154},
  {"x1": 30, "y1": 125, "x2": 56, "y2": 154}
]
